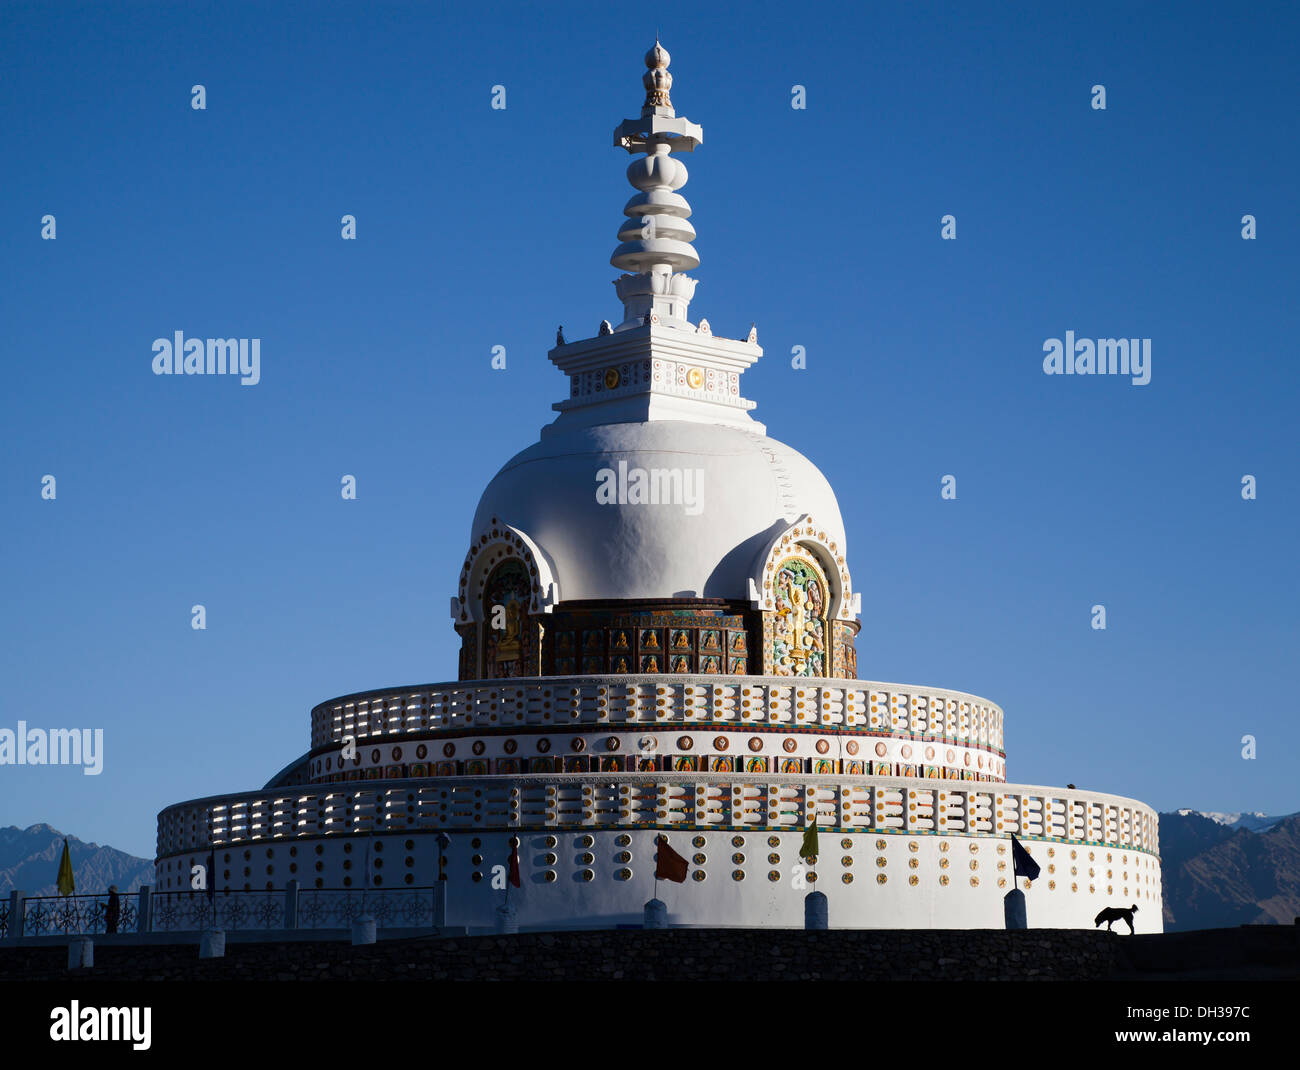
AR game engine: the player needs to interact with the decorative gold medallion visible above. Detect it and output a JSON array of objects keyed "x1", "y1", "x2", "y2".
[
  {"x1": 604, "y1": 368, "x2": 620, "y2": 389},
  {"x1": 686, "y1": 367, "x2": 704, "y2": 389}
]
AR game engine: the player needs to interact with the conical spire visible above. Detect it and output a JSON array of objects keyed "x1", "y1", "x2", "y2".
[
  {"x1": 544, "y1": 41, "x2": 761, "y2": 437},
  {"x1": 610, "y1": 41, "x2": 704, "y2": 331}
]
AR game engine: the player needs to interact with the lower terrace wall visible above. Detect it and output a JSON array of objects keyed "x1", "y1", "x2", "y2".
[
  {"x1": 0, "y1": 928, "x2": 1124, "y2": 981},
  {"x1": 8, "y1": 927, "x2": 1295, "y2": 981}
]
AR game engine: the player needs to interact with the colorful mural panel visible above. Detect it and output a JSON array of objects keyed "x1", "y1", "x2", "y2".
[{"x1": 770, "y1": 555, "x2": 828, "y2": 677}]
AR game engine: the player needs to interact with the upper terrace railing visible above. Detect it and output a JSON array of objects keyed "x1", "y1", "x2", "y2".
[
  {"x1": 309, "y1": 676, "x2": 1006, "y2": 752},
  {"x1": 157, "y1": 775, "x2": 1159, "y2": 859}
]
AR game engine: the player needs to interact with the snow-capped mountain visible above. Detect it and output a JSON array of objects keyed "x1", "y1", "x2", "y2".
[
  {"x1": 1160, "y1": 810, "x2": 1300, "y2": 929},
  {"x1": 1174, "y1": 810, "x2": 1298, "y2": 833}
]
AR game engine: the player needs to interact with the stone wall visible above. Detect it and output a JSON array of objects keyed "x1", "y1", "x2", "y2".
[{"x1": 0, "y1": 928, "x2": 1121, "y2": 981}]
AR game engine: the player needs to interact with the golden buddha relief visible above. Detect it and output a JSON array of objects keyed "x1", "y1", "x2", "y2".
[
  {"x1": 483, "y1": 559, "x2": 534, "y2": 677},
  {"x1": 771, "y1": 554, "x2": 828, "y2": 677}
]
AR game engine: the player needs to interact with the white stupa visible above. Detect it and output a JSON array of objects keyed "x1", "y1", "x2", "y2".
[{"x1": 156, "y1": 41, "x2": 1163, "y2": 934}]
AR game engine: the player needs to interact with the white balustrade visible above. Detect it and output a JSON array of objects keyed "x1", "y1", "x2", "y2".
[{"x1": 311, "y1": 677, "x2": 1005, "y2": 753}]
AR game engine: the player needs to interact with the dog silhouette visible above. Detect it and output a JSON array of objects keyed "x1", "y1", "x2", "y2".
[{"x1": 1094, "y1": 903, "x2": 1138, "y2": 933}]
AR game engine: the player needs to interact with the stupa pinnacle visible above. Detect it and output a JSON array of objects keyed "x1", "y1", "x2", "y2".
[{"x1": 611, "y1": 40, "x2": 704, "y2": 331}]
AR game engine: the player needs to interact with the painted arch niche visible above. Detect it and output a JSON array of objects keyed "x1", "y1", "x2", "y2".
[
  {"x1": 481, "y1": 559, "x2": 541, "y2": 678},
  {"x1": 452, "y1": 518, "x2": 558, "y2": 680},
  {"x1": 752, "y1": 515, "x2": 860, "y2": 679},
  {"x1": 768, "y1": 548, "x2": 830, "y2": 677}
]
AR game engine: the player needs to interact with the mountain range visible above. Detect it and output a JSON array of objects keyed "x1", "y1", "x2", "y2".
[
  {"x1": 1159, "y1": 810, "x2": 1300, "y2": 929},
  {"x1": 0, "y1": 824, "x2": 154, "y2": 898},
  {"x1": 3, "y1": 811, "x2": 1298, "y2": 929}
]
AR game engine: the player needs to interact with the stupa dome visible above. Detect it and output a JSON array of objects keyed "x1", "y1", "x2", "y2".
[{"x1": 471, "y1": 419, "x2": 847, "y2": 603}]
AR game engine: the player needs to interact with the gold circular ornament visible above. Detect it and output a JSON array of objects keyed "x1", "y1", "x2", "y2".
[
  {"x1": 686, "y1": 367, "x2": 704, "y2": 389},
  {"x1": 604, "y1": 368, "x2": 621, "y2": 389}
]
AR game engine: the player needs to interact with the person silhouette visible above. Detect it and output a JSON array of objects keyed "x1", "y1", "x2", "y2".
[{"x1": 105, "y1": 885, "x2": 121, "y2": 934}]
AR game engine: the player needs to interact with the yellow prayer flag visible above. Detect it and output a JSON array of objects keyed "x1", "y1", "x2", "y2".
[{"x1": 56, "y1": 838, "x2": 75, "y2": 896}]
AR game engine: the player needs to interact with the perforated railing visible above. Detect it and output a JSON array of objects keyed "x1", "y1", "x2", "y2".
[
  {"x1": 309, "y1": 677, "x2": 1006, "y2": 752},
  {"x1": 157, "y1": 776, "x2": 1159, "y2": 859}
]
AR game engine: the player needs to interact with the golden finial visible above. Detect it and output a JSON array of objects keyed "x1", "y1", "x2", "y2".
[{"x1": 643, "y1": 39, "x2": 672, "y2": 110}]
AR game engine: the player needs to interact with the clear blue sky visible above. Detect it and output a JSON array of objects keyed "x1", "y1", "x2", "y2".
[{"x1": 2, "y1": 1, "x2": 1296, "y2": 858}]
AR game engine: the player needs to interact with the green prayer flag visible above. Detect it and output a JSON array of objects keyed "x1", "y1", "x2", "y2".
[{"x1": 799, "y1": 816, "x2": 819, "y2": 861}]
